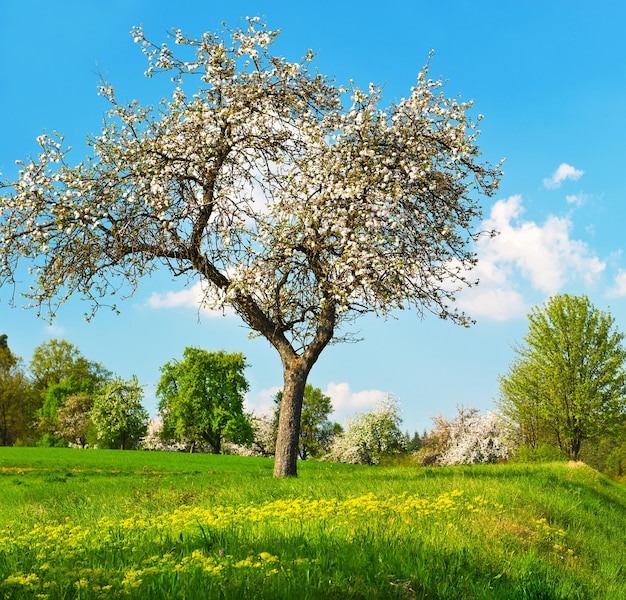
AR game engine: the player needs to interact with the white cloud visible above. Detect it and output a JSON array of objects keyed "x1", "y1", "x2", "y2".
[
  {"x1": 146, "y1": 282, "x2": 204, "y2": 309},
  {"x1": 459, "y1": 195, "x2": 605, "y2": 320},
  {"x1": 543, "y1": 163, "x2": 584, "y2": 189},
  {"x1": 245, "y1": 386, "x2": 281, "y2": 416},
  {"x1": 565, "y1": 192, "x2": 587, "y2": 207},
  {"x1": 324, "y1": 382, "x2": 387, "y2": 422},
  {"x1": 457, "y1": 287, "x2": 528, "y2": 321},
  {"x1": 146, "y1": 281, "x2": 234, "y2": 317},
  {"x1": 482, "y1": 195, "x2": 604, "y2": 293},
  {"x1": 607, "y1": 269, "x2": 626, "y2": 298},
  {"x1": 245, "y1": 382, "x2": 387, "y2": 424},
  {"x1": 44, "y1": 323, "x2": 66, "y2": 336}
]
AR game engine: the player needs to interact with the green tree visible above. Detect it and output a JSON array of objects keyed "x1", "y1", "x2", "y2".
[
  {"x1": 90, "y1": 376, "x2": 148, "y2": 449},
  {"x1": 497, "y1": 294, "x2": 626, "y2": 460},
  {"x1": 0, "y1": 21, "x2": 501, "y2": 476},
  {"x1": 157, "y1": 348, "x2": 252, "y2": 454},
  {"x1": 0, "y1": 338, "x2": 36, "y2": 445},
  {"x1": 37, "y1": 379, "x2": 86, "y2": 446},
  {"x1": 29, "y1": 340, "x2": 110, "y2": 446},
  {"x1": 405, "y1": 431, "x2": 422, "y2": 452},
  {"x1": 273, "y1": 384, "x2": 339, "y2": 459},
  {"x1": 29, "y1": 339, "x2": 110, "y2": 397}
]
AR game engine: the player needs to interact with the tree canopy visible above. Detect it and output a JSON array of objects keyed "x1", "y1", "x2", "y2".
[
  {"x1": 157, "y1": 347, "x2": 252, "y2": 453},
  {"x1": 0, "y1": 19, "x2": 501, "y2": 475},
  {"x1": 90, "y1": 376, "x2": 148, "y2": 450},
  {"x1": 0, "y1": 337, "x2": 35, "y2": 446},
  {"x1": 27, "y1": 339, "x2": 111, "y2": 446},
  {"x1": 29, "y1": 339, "x2": 111, "y2": 397},
  {"x1": 497, "y1": 294, "x2": 626, "y2": 460}
]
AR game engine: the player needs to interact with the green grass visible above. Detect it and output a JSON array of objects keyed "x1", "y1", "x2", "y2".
[{"x1": 1, "y1": 448, "x2": 625, "y2": 599}]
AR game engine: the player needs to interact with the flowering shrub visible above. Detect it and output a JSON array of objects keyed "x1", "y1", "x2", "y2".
[
  {"x1": 324, "y1": 395, "x2": 406, "y2": 464},
  {"x1": 417, "y1": 406, "x2": 510, "y2": 466},
  {"x1": 439, "y1": 410, "x2": 510, "y2": 466}
]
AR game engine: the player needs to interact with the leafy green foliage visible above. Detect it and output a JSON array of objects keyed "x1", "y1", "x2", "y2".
[
  {"x1": 498, "y1": 294, "x2": 626, "y2": 460},
  {"x1": 28, "y1": 340, "x2": 111, "y2": 447},
  {"x1": 0, "y1": 340, "x2": 35, "y2": 446},
  {"x1": 510, "y1": 443, "x2": 568, "y2": 464},
  {"x1": 29, "y1": 339, "x2": 111, "y2": 397},
  {"x1": 37, "y1": 380, "x2": 85, "y2": 447},
  {"x1": 90, "y1": 376, "x2": 148, "y2": 450},
  {"x1": 578, "y1": 422, "x2": 626, "y2": 478},
  {"x1": 157, "y1": 348, "x2": 252, "y2": 453}
]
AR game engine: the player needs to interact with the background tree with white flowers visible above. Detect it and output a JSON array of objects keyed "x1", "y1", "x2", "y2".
[
  {"x1": 324, "y1": 396, "x2": 406, "y2": 465},
  {"x1": 0, "y1": 19, "x2": 501, "y2": 476},
  {"x1": 90, "y1": 376, "x2": 148, "y2": 450},
  {"x1": 415, "y1": 406, "x2": 510, "y2": 466}
]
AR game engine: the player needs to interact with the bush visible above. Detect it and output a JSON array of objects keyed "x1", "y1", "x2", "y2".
[
  {"x1": 324, "y1": 396, "x2": 406, "y2": 465},
  {"x1": 416, "y1": 406, "x2": 511, "y2": 466}
]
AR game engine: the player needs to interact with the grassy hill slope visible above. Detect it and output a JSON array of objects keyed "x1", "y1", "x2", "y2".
[{"x1": 0, "y1": 448, "x2": 624, "y2": 599}]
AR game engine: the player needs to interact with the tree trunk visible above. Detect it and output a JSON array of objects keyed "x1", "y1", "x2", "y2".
[
  {"x1": 234, "y1": 289, "x2": 336, "y2": 477},
  {"x1": 273, "y1": 360, "x2": 310, "y2": 477},
  {"x1": 570, "y1": 438, "x2": 582, "y2": 461}
]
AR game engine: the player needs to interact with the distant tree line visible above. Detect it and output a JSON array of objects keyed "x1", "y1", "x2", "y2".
[
  {"x1": 0, "y1": 334, "x2": 412, "y2": 462},
  {"x1": 1, "y1": 293, "x2": 625, "y2": 478},
  {"x1": 0, "y1": 337, "x2": 149, "y2": 449}
]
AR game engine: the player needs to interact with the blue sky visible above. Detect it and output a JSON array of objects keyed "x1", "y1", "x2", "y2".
[{"x1": 2, "y1": 1, "x2": 626, "y2": 434}]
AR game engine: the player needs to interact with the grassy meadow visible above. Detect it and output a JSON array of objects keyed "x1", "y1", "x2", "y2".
[{"x1": 0, "y1": 448, "x2": 625, "y2": 599}]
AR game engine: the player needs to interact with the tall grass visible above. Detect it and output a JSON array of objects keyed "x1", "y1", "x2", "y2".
[{"x1": 1, "y1": 448, "x2": 625, "y2": 599}]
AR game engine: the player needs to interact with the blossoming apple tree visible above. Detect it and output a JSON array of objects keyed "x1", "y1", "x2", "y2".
[{"x1": 0, "y1": 19, "x2": 501, "y2": 476}]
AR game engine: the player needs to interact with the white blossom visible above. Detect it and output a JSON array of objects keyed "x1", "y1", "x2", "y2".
[
  {"x1": 419, "y1": 406, "x2": 511, "y2": 466},
  {"x1": 0, "y1": 20, "x2": 501, "y2": 475},
  {"x1": 324, "y1": 395, "x2": 405, "y2": 465}
]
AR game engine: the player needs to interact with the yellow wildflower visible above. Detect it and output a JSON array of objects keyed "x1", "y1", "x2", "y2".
[{"x1": 4, "y1": 572, "x2": 40, "y2": 587}]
